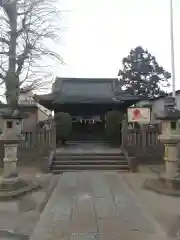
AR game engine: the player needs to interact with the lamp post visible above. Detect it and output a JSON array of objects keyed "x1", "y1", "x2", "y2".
[{"x1": 170, "y1": 0, "x2": 176, "y2": 100}]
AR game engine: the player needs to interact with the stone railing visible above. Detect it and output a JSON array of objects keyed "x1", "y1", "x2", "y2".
[
  {"x1": 126, "y1": 129, "x2": 161, "y2": 147},
  {"x1": 20, "y1": 130, "x2": 54, "y2": 149},
  {"x1": 123, "y1": 128, "x2": 164, "y2": 164},
  {"x1": 17, "y1": 127, "x2": 56, "y2": 170}
]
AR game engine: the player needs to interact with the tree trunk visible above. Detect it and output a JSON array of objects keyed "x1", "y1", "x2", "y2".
[
  {"x1": 5, "y1": 73, "x2": 19, "y2": 107},
  {"x1": 4, "y1": 2, "x2": 19, "y2": 107}
]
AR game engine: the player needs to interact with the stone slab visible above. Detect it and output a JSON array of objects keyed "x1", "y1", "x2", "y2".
[
  {"x1": 30, "y1": 171, "x2": 168, "y2": 240},
  {"x1": 56, "y1": 143, "x2": 122, "y2": 154}
]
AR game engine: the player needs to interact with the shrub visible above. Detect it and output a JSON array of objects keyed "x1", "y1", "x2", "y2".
[
  {"x1": 105, "y1": 111, "x2": 123, "y2": 147},
  {"x1": 55, "y1": 112, "x2": 72, "y2": 144}
]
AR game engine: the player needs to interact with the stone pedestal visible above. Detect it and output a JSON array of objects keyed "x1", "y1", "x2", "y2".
[
  {"x1": 158, "y1": 135, "x2": 180, "y2": 191},
  {"x1": 3, "y1": 143, "x2": 19, "y2": 179},
  {"x1": 161, "y1": 135, "x2": 180, "y2": 172},
  {"x1": 0, "y1": 115, "x2": 22, "y2": 180},
  {"x1": 0, "y1": 109, "x2": 40, "y2": 200},
  {"x1": 144, "y1": 134, "x2": 180, "y2": 195}
]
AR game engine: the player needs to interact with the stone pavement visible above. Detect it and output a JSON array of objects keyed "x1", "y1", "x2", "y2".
[{"x1": 30, "y1": 171, "x2": 168, "y2": 240}]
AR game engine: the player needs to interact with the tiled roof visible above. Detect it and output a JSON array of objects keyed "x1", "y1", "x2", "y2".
[{"x1": 49, "y1": 77, "x2": 144, "y2": 104}]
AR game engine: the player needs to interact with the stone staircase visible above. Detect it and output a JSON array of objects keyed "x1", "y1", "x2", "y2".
[{"x1": 49, "y1": 143, "x2": 129, "y2": 173}]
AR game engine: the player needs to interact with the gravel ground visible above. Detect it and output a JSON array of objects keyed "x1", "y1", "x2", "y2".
[{"x1": 123, "y1": 168, "x2": 180, "y2": 240}]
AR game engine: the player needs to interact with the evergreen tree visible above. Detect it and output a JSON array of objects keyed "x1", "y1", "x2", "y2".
[{"x1": 118, "y1": 46, "x2": 171, "y2": 98}]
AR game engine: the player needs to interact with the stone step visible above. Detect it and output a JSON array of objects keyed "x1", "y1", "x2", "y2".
[
  {"x1": 67, "y1": 141, "x2": 108, "y2": 144},
  {"x1": 55, "y1": 155, "x2": 126, "y2": 160},
  {"x1": 55, "y1": 152, "x2": 124, "y2": 157},
  {"x1": 50, "y1": 164, "x2": 129, "y2": 172},
  {"x1": 52, "y1": 160, "x2": 128, "y2": 165},
  {"x1": 50, "y1": 147, "x2": 129, "y2": 173},
  {"x1": 51, "y1": 169, "x2": 125, "y2": 173}
]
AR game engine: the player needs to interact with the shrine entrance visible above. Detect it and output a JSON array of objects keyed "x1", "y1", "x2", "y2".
[
  {"x1": 70, "y1": 117, "x2": 106, "y2": 142},
  {"x1": 35, "y1": 78, "x2": 144, "y2": 143}
]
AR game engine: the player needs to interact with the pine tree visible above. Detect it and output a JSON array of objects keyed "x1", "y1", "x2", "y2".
[{"x1": 118, "y1": 46, "x2": 171, "y2": 98}]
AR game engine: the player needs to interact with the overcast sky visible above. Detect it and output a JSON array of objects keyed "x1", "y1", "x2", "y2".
[{"x1": 56, "y1": 0, "x2": 180, "y2": 91}]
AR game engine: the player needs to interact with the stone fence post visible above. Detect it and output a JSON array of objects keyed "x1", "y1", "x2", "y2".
[
  {"x1": 49, "y1": 118, "x2": 56, "y2": 150},
  {"x1": 122, "y1": 119, "x2": 128, "y2": 147}
]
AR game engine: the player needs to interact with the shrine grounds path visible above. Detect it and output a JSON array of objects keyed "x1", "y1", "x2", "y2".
[{"x1": 30, "y1": 171, "x2": 168, "y2": 240}]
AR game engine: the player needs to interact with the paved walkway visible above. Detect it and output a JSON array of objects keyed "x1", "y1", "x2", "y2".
[{"x1": 30, "y1": 172, "x2": 168, "y2": 240}]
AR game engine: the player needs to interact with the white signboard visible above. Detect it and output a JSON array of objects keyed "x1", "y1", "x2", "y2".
[{"x1": 128, "y1": 108, "x2": 151, "y2": 123}]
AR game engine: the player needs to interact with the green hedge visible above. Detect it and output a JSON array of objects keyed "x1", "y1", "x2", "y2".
[
  {"x1": 55, "y1": 112, "x2": 72, "y2": 144},
  {"x1": 105, "y1": 111, "x2": 123, "y2": 147}
]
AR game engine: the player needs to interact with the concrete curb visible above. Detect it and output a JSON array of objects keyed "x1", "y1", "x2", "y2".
[
  {"x1": 36, "y1": 175, "x2": 59, "y2": 213},
  {"x1": 48, "y1": 150, "x2": 55, "y2": 170},
  {"x1": 121, "y1": 147, "x2": 139, "y2": 172},
  {"x1": 121, "y1": 147, "x2": 131, "y2": 166}
]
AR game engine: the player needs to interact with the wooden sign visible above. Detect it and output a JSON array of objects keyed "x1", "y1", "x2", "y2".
[{"x1": 128, "y1": 108, "x2": 151, "y2": 123}]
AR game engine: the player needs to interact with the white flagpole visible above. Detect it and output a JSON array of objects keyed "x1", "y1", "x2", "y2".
[{"x1": 170, "y1": 0, "x2": 176, "y2": 99}]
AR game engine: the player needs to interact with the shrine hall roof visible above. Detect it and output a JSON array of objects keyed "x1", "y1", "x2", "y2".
[{"x1": 34, "y1": 77, "x2": 145, "y2": 105}]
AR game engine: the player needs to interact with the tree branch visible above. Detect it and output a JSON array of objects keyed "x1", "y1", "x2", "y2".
[
  {"x1": 0, "y1": 72, "x2": 5, "y2": 80},
  {"x1": 0, "y1": 37, "x2": 9, "y2": 45},
  {"x1": 0, "y1": 0, "x2": 63, "y2": 103},
  {"x1": 16, "y1": 43, "x2": 31, "y2": 75},
  {"x1": 0, "y1": 62, "x2": 7, "y2": 73},
  {"x1": 0, "y1": 51, "x2": 9, "y2": 55}
]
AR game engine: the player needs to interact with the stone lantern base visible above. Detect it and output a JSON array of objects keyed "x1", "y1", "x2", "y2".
[
  {"x1": 143, "y1": 146, "x2": 180, "y2": 196},
  {"x1": 0, "y1": 175, "x2": 40, "y2": 200},
  {"x1": 143, "y1": 173, "x2": 180, "y2": 196}
]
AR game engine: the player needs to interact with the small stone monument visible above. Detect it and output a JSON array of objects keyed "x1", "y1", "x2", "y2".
[
  {"x1": 144, "y1": 97, "x2": 180, "y2": 195},
  {"x1": 0, "y1": 108, "x2": 39, "y2": 200}
]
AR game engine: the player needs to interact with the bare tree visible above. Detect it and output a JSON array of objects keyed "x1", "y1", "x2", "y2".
[{"x1": 0, "y1": 0, "x2": 63, "y2": 106}]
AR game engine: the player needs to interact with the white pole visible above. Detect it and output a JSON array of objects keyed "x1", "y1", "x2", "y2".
[{"x1": 170, "y1": 0, "x2": 176, "y2": 99}]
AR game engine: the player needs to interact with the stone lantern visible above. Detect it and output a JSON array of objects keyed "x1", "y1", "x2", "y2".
[
  {"x1": 144, "y1": 97, "x2": 180, "y2": 195},
  {"x1": 0, "y1": 108, "x2": 23, "y2": 178},
  {"x1": 0, "y1": 108, "x2": 39, "y2": 199},
  {"x1": 157, "y1": 109, "x2": 180, "y2": 181}
]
